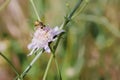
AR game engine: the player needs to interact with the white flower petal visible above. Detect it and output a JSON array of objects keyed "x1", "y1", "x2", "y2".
[
  {"x1": 53, "y1": 26, "x2": 59, "y2": 32},
  {"x1": 28, "y1": 48, "x2": 36, "y2": 56},
  {"x1": 44, "y1": 45, "x2": 51, "y2": 53},
  {"x1": 28, "y1": 44, "x2": 33, "y2": 50},
  {"x1": 53, "y1": 26, "x2": 64, "y2": 35}
]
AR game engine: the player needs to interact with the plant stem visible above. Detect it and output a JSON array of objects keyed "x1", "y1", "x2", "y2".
[
  {"x1": 30, "y1": 0, "x2": 41, "y2": 21},
  {"x1": 43, "y1": 54, "x2": 54, "y2": 80},
  {"x1": 0, "y1": 52, "x2": 21, "y2": 79},
  {"x1": 49, "y1": 44, "x2": 62, "y2": 80},
  {"x1": 43, "y1": 54, "x2": 61, "y2": 80},
  {"x1": 72, "y1": 0, "x2": 89, "y2": 19},
  {"x1": 54, "y1": 57, "x2": 62, "y2": 80},
  {"x1": 20, "y1": 50, "x2": 43, "y2": 79},
  {"x1": 43, "y1": 0, "x2": 83, "y2": 79},
  {"x1": 60, "y1": 0, "x2": 83, "y2": 29}
]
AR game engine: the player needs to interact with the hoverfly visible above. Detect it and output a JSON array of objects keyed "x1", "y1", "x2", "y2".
[{"x1": 34, "y1": 20, "x2": 45, "y2": 29}]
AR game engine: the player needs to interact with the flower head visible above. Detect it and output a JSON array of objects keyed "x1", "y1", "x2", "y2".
[{"x1": 28, "y1": 21, "x2": 64, "y2": 56}]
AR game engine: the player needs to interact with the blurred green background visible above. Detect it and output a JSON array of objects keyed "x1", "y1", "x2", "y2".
[{"x1": 0, "y1": 0, "x2": 120, "y2": 80}]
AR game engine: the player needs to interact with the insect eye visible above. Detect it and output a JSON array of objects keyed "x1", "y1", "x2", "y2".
[{"x1": 41, "y1": 27, "x2": 43, "y2": 29}]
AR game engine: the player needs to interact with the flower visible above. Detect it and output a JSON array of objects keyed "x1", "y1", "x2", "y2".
[{"x1": 28, "y1": 22, "x2": 64, "y2": 56}]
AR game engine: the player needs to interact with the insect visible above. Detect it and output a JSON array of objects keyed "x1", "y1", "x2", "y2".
[{"x1": 34, "y1": 20, "x2": 45, "y2": 29}]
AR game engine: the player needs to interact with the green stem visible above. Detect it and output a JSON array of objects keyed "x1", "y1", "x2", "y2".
[
  {"x1": 0, "y1": 52, "x2": 21, "y2": 79},
  {"x1": 15, "y1": 50, "x2": 43, "y2": 80},
  {"x1": 20, "y1": 50, "x2": 43, "y2": 79},
  {"x1": 68, "y1": 0, "x2": 83, "y2": 20},
  {"x1": 43, "y1": 0, "x2": 83, "y2": 79},
  {"x1": 0, "y1": 0, "x2": 10, "y2": 11},
  {"x1": 54, "y1": 57, "x2": 62, "y2": 80},
  {"x1": 30, "y1": 0, "x2": 41, "y2": 21},
  {"x1": 48, "y1": 44, "x2": 62, "y2": 80},
  {"x1": 60, "y1": 0, "x2": 83, "y2": 29},
  {"x1": 72, "y1": 0, "x2": 89, "y2": 19},
  {"x1": 43, "y1": 54, "x2": 54, "y2": 80}
]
